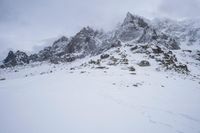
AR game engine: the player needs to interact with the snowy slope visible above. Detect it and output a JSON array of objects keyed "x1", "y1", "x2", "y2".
[
  {"x1": 0, "y1": 63, "x2": 200, "y2": 133},
  {"x1": 0, "y1": 42, "x2": 200, "y2": 133}
]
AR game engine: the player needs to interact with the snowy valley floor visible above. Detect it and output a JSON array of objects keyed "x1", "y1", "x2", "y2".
[{"x1": 0, "y1": 62, "x2": 200, "y2": 133}]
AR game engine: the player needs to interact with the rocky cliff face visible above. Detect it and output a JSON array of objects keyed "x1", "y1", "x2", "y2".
[
  {"x1": 1, "y1": 50, "x2": 29, "y2": 68},
  {"x1": 115, "y1": 12, "x2": 180, "y2": 50},
  {"x1": 66, "y1": 27, "x2": 99, "y2": 54}
]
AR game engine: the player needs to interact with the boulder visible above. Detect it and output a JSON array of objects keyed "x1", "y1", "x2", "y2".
[
  {"x1": 100, "y1": 54, "x2": 110, "y2": 59},
  {"x1": 128, "y1": 66, "x2": 136, "y2": 71},
  {"x1": 138, "y1": 60, "x2": 150, "y2": 67},
  {"x1": 152, "y1": 46, "x2": 163, "y2": 54},
  {"x1": 130, "y1": 46, "x2": 138, "y2": 51}
]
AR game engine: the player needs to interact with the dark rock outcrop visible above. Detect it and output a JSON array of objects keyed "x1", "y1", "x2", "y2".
[
  {"x1": 66, "y1": 27, "x2": 99, "y2": 55},
  {"x1": 116, "y1": 12, "x2": 180, "y2": 50},
  {"x1": 128, "y1": 66, "x2": 136, "y2": 71},
  {"x1": 138, "y1": 60, "x2": 150, "y2": 67},
  {"x1": 1, "y1": 50, "x2": 29, "y2": 68},
  {"x1": 100, "y1": 54, "x2": 110, "y2": 59}
]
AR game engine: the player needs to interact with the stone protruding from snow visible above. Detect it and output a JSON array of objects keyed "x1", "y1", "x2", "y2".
[
  {"x1": 115, "y1": 13, "x2": 147, "y2": 42},
  {"x1": 122, "y1": 12, "x2": 148, "y2": 28},
  {"x1": 138, "y1": 60, "x2": 150, "y2": 67}
]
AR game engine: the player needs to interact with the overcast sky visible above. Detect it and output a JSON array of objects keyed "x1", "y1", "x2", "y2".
[{"x1": 0, "y1": 0, "x2": 200, "y2": 59}]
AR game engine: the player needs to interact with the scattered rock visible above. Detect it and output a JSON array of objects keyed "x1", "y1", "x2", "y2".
[
  {"x1": 100, "y1": 54, "x2": 109, "y2": 59},
  {"x1": 149, "y1": 55, "x2": 155, "y2": 59},
  {"x1": 130, "y1": 46, "x2": 138, "y2": 51},
  {"x1": 133, "y1": 82, "x2": 142, "y2": 87},
  {"x1": 133, "y1": 84, "x2": 138, "y2": 87},
  {"x1": 120, "y1": 58, "x2": 129, "y2": 64},
  {"x1": 95, "y1": 66, "x2": 108, "y2": 69},
  {"x1": 130, "y1": 72, "x2": 136, "y2": 75},
  {"x1": 138, "y1": 60, "x2": 150, "y2": 67},
  {"x1": 89, "y1": 59, "x2": 100, "y2": 65},
  {"x1": 128, "y1": 66, "x2": 136, "y2": 71},
  {"x1": 63, "y1": 56, "x2": 76, "y2": 62},
  {"x1": 40, "y1": 72, "x2": 46, "y2": 75},
  {"x1": 120, "y1": 53, "x2": 127, "y2": 58},
  {"x1": 0, "y1": 78, "x2": 6, "y2": 81},
  {"x1": 152, "y1": 46, "x2": 163, "y2": 54},
  {"x1": 174, "y1": 64, "x2": 189, "y2": 73},
  {"x1": 107, "y1": 56, "x2": 119, "y2": 66},
  {"x1": 80, "y1": 71, "x2": 86, "y2": 74},
  {"x1": 183, "y1": 50, "x2": 192, "y2": 53},
  {"x1": 125, "y1": 43, "x2": 133, "y2": 47},
  {"x1": 70, "y1": 67, "x2": 75, "y2": 70}
]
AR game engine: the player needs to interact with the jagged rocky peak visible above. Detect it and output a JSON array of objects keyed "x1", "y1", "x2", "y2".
[
  {"x1": 3, "y1": 51, "x2": 16, "y2": 65},
  {"x1": 32, "y1": 36, "x2": 70, "y2": 62},
  {"x1": 122, "y1": 12, "x2": 149, "y2": 28},
  {"x1": 52, "y1": 36, "x2": 69, "y2": 53},
  {"x1": 66, "y1": 26, "x2": 100, "y2": 55},
  {"x1": 116, "y1": 12, "x2": 180, "y2": 50},
  {"x1": 73, "y1": 26, "x2": 99, "y2": 40},
  {"x1": 53, "y1": 36, "x2": 68, "y2": 45},
  {"x1": 52, "y1": 36, "x2": 69, "y2": 49},
  {"x1": 1, "y1": 50, "x2": 29, "y2": 68},
  {"x1": 115, "y1": 12, "x2": 150, "y2": 42}
]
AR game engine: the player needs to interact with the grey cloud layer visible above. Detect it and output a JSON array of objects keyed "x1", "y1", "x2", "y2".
[{"x1": 159, "y1": 0, "x2": 200, "y2": 18}]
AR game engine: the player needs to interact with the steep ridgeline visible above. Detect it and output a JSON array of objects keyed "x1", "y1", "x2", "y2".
[
  {"x1": 115, "y1": 12, "x2": 180, "y2": 49},
  {"x1": 153, "y1": 18, "x2": 200, "y2": 47},
  {"x1": 29, "y1": 36, "x2": 70, "y2": 64},
  {"x1": 0, "y1": 12, "x2": 187, "y2": 70}
]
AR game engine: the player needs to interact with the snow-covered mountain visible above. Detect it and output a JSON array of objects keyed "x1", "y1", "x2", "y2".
[
  {"x1": 0, "y1": 12, "x2": 200, "y2": 133},
  {"x1": 152, "y1": 18, "x2": 200, "y2": 49},
  {"x1": 0, "y1": 12, "x2": 185, "y2": 68},
  {"x1": 1, "y1": 12, "x2": 200, "y2": 77}
]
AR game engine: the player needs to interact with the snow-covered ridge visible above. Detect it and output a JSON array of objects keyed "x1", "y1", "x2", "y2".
[
  {"x1": 152, "y1": 18, "x2": 200, "y2": 49},
  {"x1": 0, "y1": 12, "x2": 199, "y2": 75},
  {"x1": 0, "y1": 12, "x2": 183, "y2": 67}
]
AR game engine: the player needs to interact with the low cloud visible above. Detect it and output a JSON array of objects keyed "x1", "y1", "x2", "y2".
[{"x1": 159, "y1": 0, "x2": 200, "y2": 19}]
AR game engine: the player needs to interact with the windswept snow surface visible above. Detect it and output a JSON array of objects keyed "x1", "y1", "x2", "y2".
[{"x1": 0, "y1": 59, "x2": 200, "y2": 133}]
